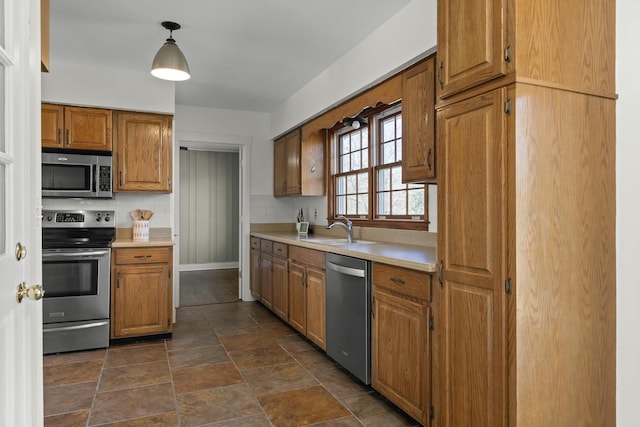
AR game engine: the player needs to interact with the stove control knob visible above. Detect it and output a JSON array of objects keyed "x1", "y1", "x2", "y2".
[
  {"x1": 46, "y1": 216, "x2": 53, "y2": 222},
  {"x1": 96, "y1": 217, "x2": 102, "y2": 222},
  {"x1": 104, "y1": 216, "x2": 111, "y2": 222}
]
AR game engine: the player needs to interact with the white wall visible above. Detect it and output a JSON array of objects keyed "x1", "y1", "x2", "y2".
[
  {"x1": 41, "y1": 61, "x2": 174, "y2": 114},
  {"x1": 270, "y1": 0, "x2": 437, "y2": 137},
  {"x1": 616, "y1": 1, "x2": 640, "y2": 425}
]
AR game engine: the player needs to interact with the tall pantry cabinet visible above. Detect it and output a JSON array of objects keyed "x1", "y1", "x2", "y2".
[{"x1": 434, "y1": 0, "x2": 616, "y2": 426}]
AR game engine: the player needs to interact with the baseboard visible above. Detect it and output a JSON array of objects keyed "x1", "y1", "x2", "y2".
[{"x1": 179, "y1": 262, "x2": 239, "y2": 272}]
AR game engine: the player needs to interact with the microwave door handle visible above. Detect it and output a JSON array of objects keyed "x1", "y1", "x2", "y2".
[{"x1": 92, "y1": 164, "x2": 97, "y2": 193}]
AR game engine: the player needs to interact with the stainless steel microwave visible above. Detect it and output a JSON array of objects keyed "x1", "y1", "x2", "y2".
[{"x1": 42, "y1": 152, "x2": 113, "y2": 198}]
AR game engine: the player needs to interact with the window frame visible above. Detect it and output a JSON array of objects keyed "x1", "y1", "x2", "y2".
[{"x1": 327, "y1": 103, "x2": 428, "y2": 231}]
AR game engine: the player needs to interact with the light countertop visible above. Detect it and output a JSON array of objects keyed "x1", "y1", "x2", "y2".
[
  {"x1": 112, "y1": 227, "x2": 174, "y2": 248},
  {"x1": 250, "y1": 231, "x2": 437, "y2": 273}
]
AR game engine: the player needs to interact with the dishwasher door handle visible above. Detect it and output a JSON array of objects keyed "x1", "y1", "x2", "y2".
[{"x1": 327, "y1": 261, "x2": 365, "y2": 278}]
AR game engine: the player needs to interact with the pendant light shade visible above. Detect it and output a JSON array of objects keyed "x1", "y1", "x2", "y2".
[{"x1": 151, "y1": 21, "x2": 190, "y2": 81}]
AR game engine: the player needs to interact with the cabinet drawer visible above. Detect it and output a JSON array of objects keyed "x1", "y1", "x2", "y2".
[
  {"x1": 114, "y1": 247, "x2": 172, "y2": 264},
  {"x1": 250, "y1": 237, "x2": 260, "y2": 250},
  {"x1": 289, "y1": 245, "x2": 325, "y2": 269},
  {"x1": 260, "y1": 239, "x2": 273, "y2": 253},
  {"x1": 272, "y1": 242, "x2": 288, "y2": 258},
  {"x1": 372, "y1": 262, "x2": 431, "y2": 302}
]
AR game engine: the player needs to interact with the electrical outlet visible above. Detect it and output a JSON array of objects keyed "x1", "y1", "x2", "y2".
[{"x1": 314, "y1": 209, "x2": 318, "y2": 220}]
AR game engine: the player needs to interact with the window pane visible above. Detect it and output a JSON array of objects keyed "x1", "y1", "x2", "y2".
[
  {"x1": 341, "y1": 134, "x2": 350, "y2": 154},
  {"x1": 352, "y1": 132, "x2": 361, "y2": 150},
  {"x1": 346, "y1": 195, "x2": 357, "y2": 215},
  {"x1": 351, "y1": 152, "x2": 361, "y2": 170},
  {"x1": 382, "y1": 142, "x2": 395, "y2": 165},
  {"x1": 378, "y1": 168, "x2": 390, "y2": 191},
  {"x1": 396, "y1": 116, "x2": 402, "y2": 138},
  {"x1": 336, "y1": 176, "x2": 346, "y2": 195},
  {"x1": 362, "y1": 148, "x2": 369, "y2": 168},
  {"x1": 378, "y1": 192, "x2": 390, "y2": 215},
  {"x1": 396, "y1": 139, "x2": 402, "y2": 161},
  {"x1": 346, "y1": 174, "x2": 357, "y2": 193},
  {"x1": 382, "y1": 118, "x2": 395, "y2": 142},
  {"x1": 391, "y1": 166, "x2": 404, "y2": 190},
  {"x1": 408, "y1": 189, "x2": 425, "y2": 215},
  {"x1": 358, "y1": 194, "x2": 369, "y2": 215},
  {"x1": 341, "y1": 154, "x2": 350, "y2": 172},
  {"x1": 392, "y1": 190, "x2": 407, "y2": 215},
  {"x1": 358, "y1": 172, "x2": 369, "y2": 193},
  {"x1": 336, "y1": 195, "x2": 346, "y2": 215}
]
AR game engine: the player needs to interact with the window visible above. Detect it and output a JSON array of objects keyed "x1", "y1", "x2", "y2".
[{"x1": 329, "y1": 104, "x2": 427, "y2": 230}]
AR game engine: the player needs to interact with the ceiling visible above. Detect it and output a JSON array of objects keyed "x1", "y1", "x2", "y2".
[{"x1": 49, "y1": 0, "x2": 412, "y2": 113}]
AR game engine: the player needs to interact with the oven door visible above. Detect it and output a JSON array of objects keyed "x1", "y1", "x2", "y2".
[{"x1": 42, "y1": 248, "x2": 111, "y2": 324}]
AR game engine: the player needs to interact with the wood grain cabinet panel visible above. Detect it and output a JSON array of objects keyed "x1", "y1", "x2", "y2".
[
  {"x1": 272, "y1": 243, "x2": 289, "y2": 321},
  {"x1": 41, "y1": 104, "x2": 113, "y2": 151},
  {"x1": 288, "y1": 246, "x2": 326, "y2": 350},
  {"x1": 114, "y1": 111, "x2": 172, "y2": 192},
  {"x1": 402, "y1": 55, "x2": 436, "y2": 183},
  {"x1": 111, "y1": 247, "x2": 173, "y2": 339},
  {"x1": 372, "y1": 263, "x2": 432, "y2": 426},
  {"x1": 273, "y1": 128, "x2": 325, "y2": 197}
]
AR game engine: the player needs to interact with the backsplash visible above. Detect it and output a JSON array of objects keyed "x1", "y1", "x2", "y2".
[{"x1": 42, "y1": 193, "x2": 172, "y2": 228}]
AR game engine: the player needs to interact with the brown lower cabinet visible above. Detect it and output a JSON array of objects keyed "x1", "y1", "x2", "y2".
[
  {"x1": 372, "y1": 262, "x2": 432, "y2": 426},
  {"x1": 110, "y1": 246, "x2": 173, "y2": 339}
]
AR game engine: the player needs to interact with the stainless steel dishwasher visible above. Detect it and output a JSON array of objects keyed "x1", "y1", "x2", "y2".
[{"x1": 326, "y1": 252, "x2": 372, "y2": 384}]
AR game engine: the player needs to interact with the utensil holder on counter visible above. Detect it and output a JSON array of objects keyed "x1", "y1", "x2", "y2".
[{"x1": 132, "y1": 220, "x2": 150, "y2": 241}]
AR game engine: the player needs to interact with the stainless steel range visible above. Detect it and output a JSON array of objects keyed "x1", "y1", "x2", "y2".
[{"x1": 42, "y1": 209, "x2": 115, "y2": 354}]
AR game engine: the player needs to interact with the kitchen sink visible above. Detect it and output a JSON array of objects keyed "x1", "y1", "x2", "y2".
[{"x1": 302, "y1": 238, "x2": 376, "y2": 246}]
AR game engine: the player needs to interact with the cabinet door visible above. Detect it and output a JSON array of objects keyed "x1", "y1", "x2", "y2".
[
  {"x1": 284, "y1": 129, "x2": 301, "y2": 195},
  {"x1": 402, "y1": 56, "x2": 436, "y2": 183},
  {"x1": 112, "y1": 264, "x2": 171, "y2": 338},
  {"x1": 372, "y1": 288, "x2": 430, "y2": 426},
  {"x1": 273, "y1": 137, "x2": 286, "y2": 197},
  {"x1": 305, "y1": 266, "x2": 326, "y2": 350},
  {"x1": 436, "y1": 88, "x2": 508, "y2": 426},
  {"x1": 437, "y1": 0, "x2": 508, "y2": 98},
  {"x1": 115, "y1": 112, "x2": 172, "y2": 192},
  {"x1": 64, "y1": 106, "x2": 113, "y2": 151},
  {"x1": 260, "y1": 253, "x2": 274, "y2": 310},
  {"x1": 250, "y1": 248, "x2": 261, "y2": 299},
  {"x1": 41, "y1": 103, "x2": 64, "y2": 149},
  {"x1": 272, "y1": 256, "x2": 289, "y2": 321},
  {"x1": 288, "y1": 261, "x2": 306, "y2": 334}
]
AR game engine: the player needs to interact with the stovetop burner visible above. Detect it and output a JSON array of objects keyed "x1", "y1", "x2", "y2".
[{"x1": 42, "y1": 210, "x2": 116, "y2": 249}]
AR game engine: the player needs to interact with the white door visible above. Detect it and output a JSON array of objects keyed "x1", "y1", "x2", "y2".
[{"x1": 0, "y1": 0, "x2": 44, "y2": 426}]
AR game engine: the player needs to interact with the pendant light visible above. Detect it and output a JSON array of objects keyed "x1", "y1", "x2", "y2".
[{"x1": 151, "y1": 21, "x2": 190, "y2": 81}]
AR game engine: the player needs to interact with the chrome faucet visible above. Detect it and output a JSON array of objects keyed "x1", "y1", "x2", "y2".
[{"x1": 325, "y1": 215, "x2": 353, "y2": 243}]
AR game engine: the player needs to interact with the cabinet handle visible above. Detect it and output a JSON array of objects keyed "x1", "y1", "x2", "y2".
[
  {"x1": 57, "y1": 129, "x2": 62, "y2": 145},
  {"x1": 427, "y1": 148, "x2": 433, "y2": 171},
  {"x1": 134, "y1": 255, "x2": 152, "y2": 259},
  {"x1": 116, "y1": 272, "x2": 120, "y2": 288},
  {"x1": 437, "y1": 259, "x2": 444, "y2": 287},
  {"x1": 65, "y1": 129, "x2": 70, "y2": 144},
  {"x1": 437, "y1": 60, "x2": 444, "y2": 90},
  {"x1": 390, "y1": 277, "x2": 405, "y2": 286},
  {"x1": 119, "y1": 171, "x2": 123, "y2": 187}
]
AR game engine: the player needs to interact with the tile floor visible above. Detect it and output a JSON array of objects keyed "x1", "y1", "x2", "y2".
[
  {"x1": 43, "y1": 301, "x2": 420, "y2": 427},
  {"x1": 179, "y1": 270, "x2": 240, "y2": 307}
]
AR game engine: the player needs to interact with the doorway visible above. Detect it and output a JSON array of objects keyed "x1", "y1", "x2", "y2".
[{"x1": 173, "y1": 134, "x2": 251, "y2": 309}]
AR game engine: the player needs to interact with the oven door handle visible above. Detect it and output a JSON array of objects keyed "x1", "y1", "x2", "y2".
[
  {"x1": 42, "y1": 250, "x2": 109, "y2": 258},
  {"x1": 43, "y1": 321, "x2": 109, "y2": 333}
]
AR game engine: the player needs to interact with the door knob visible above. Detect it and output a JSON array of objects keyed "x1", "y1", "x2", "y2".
[
  {"x1": 15, "y1": 242, "x2": 27, "y2": 261},
  {"x1": 16, "y1": 282, "x2": 45, "y2": 303}
]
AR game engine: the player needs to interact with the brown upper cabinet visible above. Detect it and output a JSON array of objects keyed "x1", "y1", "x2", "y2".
[
  {"x1": 41, "y1": 0, "x2": 50, "y2": 72},
  {"x1": 401, "y1": 55, "x2": 436, "y2": 183},
  {"x1": 273, "y1": 128, "x2": 325, "y2": 197},
  {"x1": 437, "y1": 0, "x2": 615, "y2": 100},
  {"x1": 114, "y1": 111, "x2": 173, "y2": 193},
  {"x1": 436, "y1": 0, "x2": 508, "y2": 98},
  {"x1": 41, "y1": 104, "x2": 113, "y2": 151}
]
